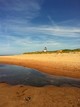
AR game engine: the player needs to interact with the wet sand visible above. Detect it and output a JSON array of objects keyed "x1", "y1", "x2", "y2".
[
  {"x1": 0, "y1": 53, "x2": 80, "y2": 107},
  {"x1": 0, "y1": 83, "x2": 80, "y2": 107}
]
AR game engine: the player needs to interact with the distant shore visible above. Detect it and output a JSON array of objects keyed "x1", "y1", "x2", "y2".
[{"x1": 0, "y1": 52, "x2": 80, "y2": 79}]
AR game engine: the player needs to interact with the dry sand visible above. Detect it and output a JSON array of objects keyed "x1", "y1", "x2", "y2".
[{"x1": 0, "y1": 52, "x2": 80, "y2": 107}]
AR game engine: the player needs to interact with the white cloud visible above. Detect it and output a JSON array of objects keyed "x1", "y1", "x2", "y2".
[
  {"x1": 0, "y1": 0, "x2": 42, "y2": 25},
  {"x1": 0, "y1": 34, "x2": 62, "y2": 54},
  {"x1": 6, "y1": 25, "x2": 80, "y2": 37},
  {"x1": 0, "y1": 0, "x2": 80, "y2": 38}
]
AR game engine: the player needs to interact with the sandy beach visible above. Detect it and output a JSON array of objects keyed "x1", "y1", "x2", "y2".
[
  {"x1": 0, "y1": 52, "x2": 80, "y2": 78},
  {"x1": 0, "y1": 53, "x2": 80, "y2": 107}
]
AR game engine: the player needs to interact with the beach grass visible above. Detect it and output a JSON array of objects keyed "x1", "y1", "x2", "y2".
[{"x1": 23, "y1": 48, "x2": 80, "y2": 54}]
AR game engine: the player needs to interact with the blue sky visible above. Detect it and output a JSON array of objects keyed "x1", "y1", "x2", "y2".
[{"x1": 0, "y1": 0, "x2": 80, "y2": 55}]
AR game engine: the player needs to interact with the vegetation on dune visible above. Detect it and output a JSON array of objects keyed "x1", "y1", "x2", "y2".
[
  {"x1": 61, "y1": 48, "x2": 80, "y2": 53},
  {"x1": 23, "y1": 48, "x2": 80, "y2": 54}
]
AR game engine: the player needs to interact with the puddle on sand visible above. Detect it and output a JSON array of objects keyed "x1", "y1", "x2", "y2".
[{"x1": 0, "y1": 64, "x2": 80, "y2": 87}]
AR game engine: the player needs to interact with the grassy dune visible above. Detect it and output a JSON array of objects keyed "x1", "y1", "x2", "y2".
[{"x1": 23, "y1": 48, "x2": 80, "y2": 54}]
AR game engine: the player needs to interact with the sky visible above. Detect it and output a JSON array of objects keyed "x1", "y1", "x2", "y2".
[{"x1": 0, "y1": 0, "x2": 80, "y2": 55}]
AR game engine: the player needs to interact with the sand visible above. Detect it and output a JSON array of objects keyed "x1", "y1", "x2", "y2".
[
  {"x1": 0, "y1": 52, "x2": 80, "y2": 78},
  {"x1": 0, "y1": 83, "x2": 80, "y2": 107},
  {"x1": 0, "y1": 52, "x2": 80, "y2": 107}
]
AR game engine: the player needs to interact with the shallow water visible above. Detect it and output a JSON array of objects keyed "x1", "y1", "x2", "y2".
[{"x1": 0, "y1": 64, "x2": 80, "y2": 87}]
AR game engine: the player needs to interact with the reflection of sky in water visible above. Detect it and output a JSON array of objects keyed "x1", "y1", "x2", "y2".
[{"x1": 0, "y1": 64, "x2": 80, "y2": 87}]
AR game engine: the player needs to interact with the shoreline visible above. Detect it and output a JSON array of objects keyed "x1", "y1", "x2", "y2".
[{"x1": 0, "y1": 52, "x2": 80, "y2": 79}]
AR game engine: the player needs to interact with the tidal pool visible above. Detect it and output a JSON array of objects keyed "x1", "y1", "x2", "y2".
[{"x1": 0, "y1": 64, "x2": 80, "y2": 87}]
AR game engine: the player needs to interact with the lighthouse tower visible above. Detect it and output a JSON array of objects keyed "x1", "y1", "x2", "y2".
[{"x1": 43, "y1": 47, "x2": 47, "y2": 52}]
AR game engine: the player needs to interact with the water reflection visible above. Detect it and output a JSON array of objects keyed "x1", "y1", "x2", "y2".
[{"x1": 0, "y1": 64, "x2": 80, "y2": 87}]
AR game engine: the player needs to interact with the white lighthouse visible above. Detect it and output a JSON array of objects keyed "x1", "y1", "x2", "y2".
[{"x1": 43, "y1": 47, "x2": 47, "y2": 52}]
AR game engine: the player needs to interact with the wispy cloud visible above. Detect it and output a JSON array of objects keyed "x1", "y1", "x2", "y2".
[
  {"x1": 0, "y1": 0, "x2": 80, "y2": 54},
  {"x1": 0, "y1": 0, "x2": 42, "y2": 25},
  {"x1": 0, "y1": 0, "x2": 80, "y2": 38},
  {"x1": 3, "y1": 24, "x2": 80, "y2": 37},
  {"x1": 1, "y1": 18, "x2": 80, "y2": 38},
  {"x1": 0, "y1": 34, "x2": 61, "y2": 54},
  {"x1": 0, "y1": 23, "x2": 80, "y2": 54}
]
